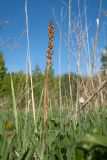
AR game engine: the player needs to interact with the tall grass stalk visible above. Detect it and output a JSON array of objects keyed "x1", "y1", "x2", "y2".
[
  {"x1": 42, "y1": 20, "x2": 54, "y2": 159},
  {"x1": 53, "y1": 9, "x2": 63, "y2": 112},
  {"x1": 10, "y1": 73, "x2": 18, "y2": 134},
  {"x1": 58, "y1": 8, "x2": 63, "y2": 114},
  {"x1": 68, "y1": 0, "x2": 73, "y2": 108},
  {"x1": 25, "y1": 0, "x2": 35, "y2": 122},
  {"x1": 90, "y1": 0, "x2": 102, "y2": 109},
  {"x1": 36, "y1": 87, "x2": 44, "y2": 123},
  {"x1": 42, "y1": 66, "x2": 49, "y2": 159}
]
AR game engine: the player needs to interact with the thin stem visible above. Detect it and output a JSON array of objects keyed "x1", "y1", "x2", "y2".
[
  {"x1": 68, "y1": 0, "x2": 73, "y2": 107},
  {"x1": 42, "y1": 66, "x2": 49, "y2": 160},
  {"x1": 59, "y1": 8, "x2": 63, "y2": 114},
  {"x1": 25, "y1": 0, "x2": 35, "y2": 122}
]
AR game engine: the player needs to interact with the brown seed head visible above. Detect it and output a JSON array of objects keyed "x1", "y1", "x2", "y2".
[{"x1": 46, "y1": 20, "x2": 54, "y2": 67}]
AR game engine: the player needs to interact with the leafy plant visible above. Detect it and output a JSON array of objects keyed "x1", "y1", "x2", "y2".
[{"x1": 75, "y1": 134, "x2": 107, "y2": 160}]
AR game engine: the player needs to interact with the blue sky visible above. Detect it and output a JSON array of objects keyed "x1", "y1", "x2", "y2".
[{"x1": 0, "y1": 0, "x2": 107, "y2": 75}]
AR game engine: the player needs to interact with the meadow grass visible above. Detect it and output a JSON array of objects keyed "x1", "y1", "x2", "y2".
[
  {"x1": 0, "y1": 0, "x2": 107, "y2": 159},
  {"x1": 0, "y1": 105, "x2": 107, "y2": 159}
]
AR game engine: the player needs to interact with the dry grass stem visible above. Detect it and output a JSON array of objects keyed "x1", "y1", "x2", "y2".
[{"x1": 65, "y1": 80, "x2": 107, "y2": 124}]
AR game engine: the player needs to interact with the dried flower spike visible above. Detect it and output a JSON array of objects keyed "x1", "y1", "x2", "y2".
[
  {"x1": 46, "y1": 20, "x2": 54, "y2": 67},
  {"x1": 42, "y1": 20, "x2": 55, "y2": 159}
]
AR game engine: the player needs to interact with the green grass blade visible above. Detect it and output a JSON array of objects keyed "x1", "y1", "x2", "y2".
[{"x1": 10, "y1": 73, "x2": 18, "y2": 134}]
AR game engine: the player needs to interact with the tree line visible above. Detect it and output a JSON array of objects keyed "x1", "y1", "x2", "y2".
[{"x1": 0, "y1": 49, "x2": 107, "y2": 109}]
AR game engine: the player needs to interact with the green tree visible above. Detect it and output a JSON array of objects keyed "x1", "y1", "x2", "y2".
[
  {"x1": 11, "y1": 71, "x2": 26, "y2": 107},
  {"x1": 33, "y1": 65, "x2": 44, "y2": 105},
  {"x1": 101, "y1": 48, "x2": 107, "y2": 75},
  {"x1": 0, "y1": 52, "x2": 7, "y2": 96}
]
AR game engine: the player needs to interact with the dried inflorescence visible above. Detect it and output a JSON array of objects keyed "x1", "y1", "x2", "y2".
[
  {"x1": 46, "y1": 20, "x2": 54, "y2": 67},
  {"x1": 43, "y1": 20, "x2": 55, "y2": 158}
]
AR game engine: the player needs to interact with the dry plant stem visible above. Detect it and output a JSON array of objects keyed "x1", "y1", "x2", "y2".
[
  {"x1": 75, "y1": 0, "x2": 86, "y2": 114},
  {"x1": 90, "y1": 0, "x2": 102, "y2": 108},
  {"x1": 25, "y1": 0, "x2": 35, "y2": 122},
  {"x1": 53, "y1": 9, "x2": 66, "y2": 111},
  {"x1": 43, "y1": 66, "x2": 49, "y2": 133},
  {"x1": 81, "y1": 80, "x2": 107, "y2": 108},
  {"x1": 42, "y1": 20, "x2": 54, "y2": 160},
  {"x1": 59, "y1": 8, "x2": 63, "y2": 113},
  {"x1": 65, "y1": 80, "x2": 107, "y2": 124},
  {"x1": 42, "y1": 66, "x2": 49, "y2": 160},
  {"x1": 68, "y1": 0, "x2": 73, "y2": 106},
  {"x1": 98, "y1": 72, "x2": 104, "y2": 103}
]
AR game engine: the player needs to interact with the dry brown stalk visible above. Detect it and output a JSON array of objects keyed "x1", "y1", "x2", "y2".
[
  {"x1": 65, "y1": 80, "x2": 107, "y2": 124},
  {"x1": 42, "y1": 20, "x2": 54, "y2": 159}
]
